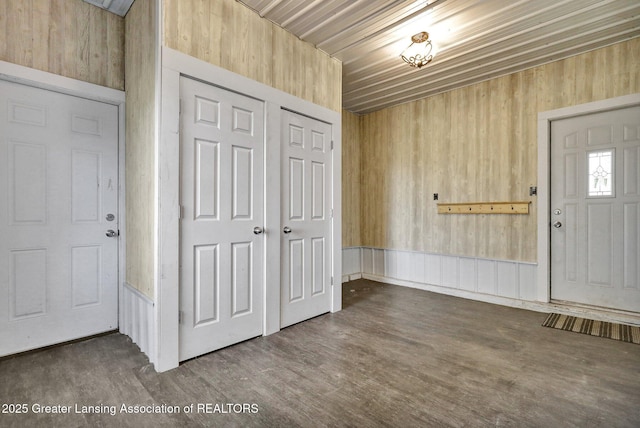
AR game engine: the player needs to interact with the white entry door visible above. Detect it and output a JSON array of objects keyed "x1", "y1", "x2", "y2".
[
  {"x1": 551, "y1": 105, "x2": 640, "y2": 312},
  {"x1": 281, "y1": 110, "x2": 333, "y2": 327},
  {"x1": 179, "y1": 77, "x2": 264, "y2": 361},
  {"x1": 0, "y1": 80, "x2": 119, "y2": 356}
]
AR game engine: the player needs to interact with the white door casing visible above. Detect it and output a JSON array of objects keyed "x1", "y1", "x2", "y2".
[
  {"x1": 0, "y1": 79, "x2": 120, "y2": 356},
  {"x1": 550, "y1": 105, "x2": 640, "y2": 312},
  {"x1": 281, "y1": 110, "x2": 333, "y2": 327},
  {"x1": 179, "y1": 77, "x2": 264, "y2": 361}
]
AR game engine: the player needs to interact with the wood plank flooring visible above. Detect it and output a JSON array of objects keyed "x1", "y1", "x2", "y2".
[{"x1": 1, "y1": 279, "x2": 639, "y2": 427}]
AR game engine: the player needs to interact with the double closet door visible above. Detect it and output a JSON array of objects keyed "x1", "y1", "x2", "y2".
[{"x1": 179, "y1": 77, "x2": 333, "y2": 361}]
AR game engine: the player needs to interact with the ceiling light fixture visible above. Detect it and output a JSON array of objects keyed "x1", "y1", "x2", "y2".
[{"x1": 400, "y1": 31, "x2": 434, "y2": 68}]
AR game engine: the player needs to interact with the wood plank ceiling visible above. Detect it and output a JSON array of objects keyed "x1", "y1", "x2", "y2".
[{"x1": 238, "y1": 0, "x2": 640, "y2": 114}]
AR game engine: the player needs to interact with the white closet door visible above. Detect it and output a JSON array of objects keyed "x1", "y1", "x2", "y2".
[
  {"x1": 281, "y1": 110, "x2": 333, "y2": 327},
  {"x1": 0, "y1": 80, "x2": 119, "y2": 357},
  {"x1": 179, "y1": 77, "x2": 265, "y2": 361},
  {"x1": 551, "y1": 105, "x2": 640, "y2": 312}
]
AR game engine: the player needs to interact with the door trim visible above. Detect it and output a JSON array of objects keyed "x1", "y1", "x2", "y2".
[
  {"x1": 0, "y1": 59, "x2": 126, "y2": 344},
  {"x1": 158, "y1": 47, "x2": 342, "y2": 372},
  {"x1": 536, "y1": 93, "x2": 640, "y2": 305}
]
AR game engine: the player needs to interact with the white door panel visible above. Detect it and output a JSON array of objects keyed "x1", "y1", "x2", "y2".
[
  {"x1": 551, "y1": 106, "x2": 640, "y2": 312},
  {"x1": 0, "y1": 80, "x2": 119, "y2": 356},
  {"x1": 179, "y1": 77, "x2": 264, "y2": 361},
  {"x1": 281, "y1": 110, "x2": 332, "y2": 327}
]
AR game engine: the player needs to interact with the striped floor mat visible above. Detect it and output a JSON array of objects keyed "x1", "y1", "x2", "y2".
[{"x1": 542, "y1": 313, "x2": 640, "y2": 344}]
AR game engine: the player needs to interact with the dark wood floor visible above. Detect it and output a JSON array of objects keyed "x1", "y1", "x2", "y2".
[{"x1": 1, "y1": 279, "x2": 639, "y2": 427}]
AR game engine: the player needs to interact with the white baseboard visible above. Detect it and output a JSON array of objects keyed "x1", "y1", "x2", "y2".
[
  {"x1": 120, "y1": 282, "x2": 156, "y2": 365},
  {"x1": 361, "y1": 272, "x2": 546, "y2": 311}
]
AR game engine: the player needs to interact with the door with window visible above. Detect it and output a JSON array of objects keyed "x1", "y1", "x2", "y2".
[
  {"x1": 550, "y1": 105, "x2": 640, "y2": 312},
  {"x1": 179, "y1": 77, "x2": 264, "y2": 361},
  {"x1": 281, "y1": 110, "x2": 333, "y2": 327},
  {"x1": 0, "y1": 79, "x2": 119, "y2": 356}
]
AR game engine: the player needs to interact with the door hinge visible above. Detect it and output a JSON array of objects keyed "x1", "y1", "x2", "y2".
[
  {"x1": 178, "y1": 310, "x2": 183, "y2": 324},
  {"x1": 330, "y1": 140, "x2": 334, "y2": 150},
  {"x1": 178, "y1": 205, "x2": 184, "y2": 219},
  {"x1": 331, "y1": 276, "x2": 334, "y2": 285},
  {"x1": 330, "y1": 208, "x2": 333, "y2": 218}
]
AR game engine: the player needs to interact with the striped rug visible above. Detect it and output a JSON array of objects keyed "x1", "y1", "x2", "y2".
[{"x1": 542, "y1": 313, "x2": 640, "y2": 344}]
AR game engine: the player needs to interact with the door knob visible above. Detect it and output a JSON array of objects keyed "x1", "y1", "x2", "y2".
[
  {"x1": 553, "y1": 221, "x2": 562, "y2": 228},
  {"x1": 283, "y1": 226, "x2": 292, "y2": 234},
  {"x1": 106, "y1": 229, "x2": 118, "y2": 237},
  {"x1": 253, "y1": 226, "x2": 264, "y2": 235}
]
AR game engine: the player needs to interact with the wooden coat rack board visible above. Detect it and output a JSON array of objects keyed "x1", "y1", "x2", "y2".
[{"x1": 437, "y1": 201, "x2": 530, "y2": 214}]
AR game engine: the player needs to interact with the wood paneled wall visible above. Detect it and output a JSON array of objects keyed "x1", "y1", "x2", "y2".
[
  {"x1": 342, "y1": 110, "x2": 361, "y2": 247},
  {"x1": 0, "y1": 0, "x2": 124, "y2": 90},
  {"x1": 359, "y1": 38, "x2": 640, "y2": 262},
  {"x1": 125, "y1": 0, "x2": 156, "y2": 298},
  {"x1": 163, "y1": 0, "x2": 342, "y2": 113}
]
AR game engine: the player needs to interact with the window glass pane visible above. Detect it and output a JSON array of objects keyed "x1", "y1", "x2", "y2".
[{"x1": 587, "y1": 149, "x2": 614, "y2": 197}]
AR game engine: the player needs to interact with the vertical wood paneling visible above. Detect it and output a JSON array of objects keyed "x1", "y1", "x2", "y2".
[
  {"x1": 359, "y1": 38, "x2": 639, "y2": 262},
  {"x1": 125, "y1": 0, "x2": 156, "y2": 299},
  {"x1": 342, "y1": 110, "x2": 361, "y2": 247},
  {"x1": 272, "y1": 25, "x2": 342, "y2": 112},
  {"x1": 221, "y1": 0, "x2": 272, "y2": 85},
  {"x1": 163, "y1": 0, "x2": 341, "y2": 112},
  {"x1": 0, "y1": 0, "x2": 124, "y2": 90}
]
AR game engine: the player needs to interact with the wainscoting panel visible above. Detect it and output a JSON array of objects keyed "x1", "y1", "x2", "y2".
[
  {"x1": 344, "y1": 247, "x2": 539, "y2": 306},
  {"x1": 459, "y1": 257, "x2": 477, "y2": 292},
  {"x1": 477, "y1": 259, "x2": 498, "y2": 295},
  {"x1": 343, "y1": 247, "x2": 640, "y2": 326},
  {"x1": 442, "y1": 256, "x2": 459, "y2": 289},
  {"x1": 497, "y1": 262, "x2": 518, "y2": 299},
  {"x1": 518, "y1": 263, "x2": 538, "y2": 301},
  {"x1": 120, "y1": 282, "x2": 156, "y2": 364},
  {"x1": 342, "y1": 247, "x2": 362, "y2": 283}
]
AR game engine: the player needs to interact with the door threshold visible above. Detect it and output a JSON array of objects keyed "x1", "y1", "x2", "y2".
[{"x1": 549, "y1": 300, "x2": 640, "y2": 326}]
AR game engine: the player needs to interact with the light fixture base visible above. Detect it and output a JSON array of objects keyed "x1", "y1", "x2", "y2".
[{"x1": 411, "y1": 31, "x2": 429, "y2": 44}]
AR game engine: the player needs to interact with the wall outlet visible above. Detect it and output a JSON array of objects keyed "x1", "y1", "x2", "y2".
[{"x1": 433, "y1": 193, "x2": 438, "y2": 200}]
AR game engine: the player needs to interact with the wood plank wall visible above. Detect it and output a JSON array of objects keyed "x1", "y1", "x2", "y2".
[
  {"x1": 342, "y1": 110, "x2": 361, "y2": 248},
  {"x1": 163, "y1": 0, "x2": 342, "y2": 113},
  {"x1": 0, "y1": 0, "x2": 124, "y2": 90},
  {"x1": 124, "y1": 0, "x2": 156, "y2": 298},
  {"x1": 358, "y1": 38, "x2": 640, "y2": 262}
]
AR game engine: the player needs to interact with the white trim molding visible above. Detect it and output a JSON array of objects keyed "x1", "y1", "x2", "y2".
[{"x1": 0, "y1": 60, "x2": 125, "y2": 105}]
